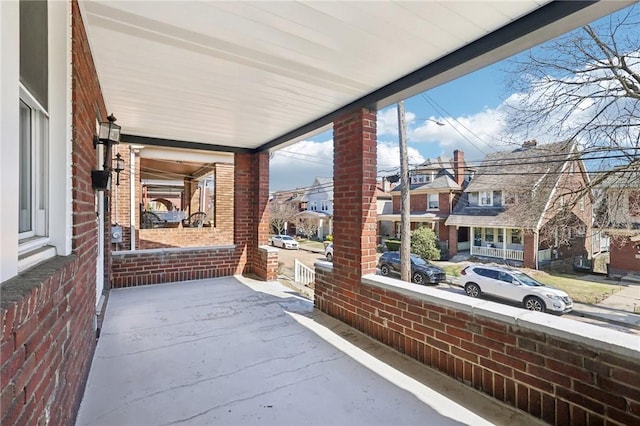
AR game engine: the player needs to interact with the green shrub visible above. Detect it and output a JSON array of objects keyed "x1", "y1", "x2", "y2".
[
  {"x1": 410, "y1": 227, "x2": 441, "y2": 261},
  {"x1": 324, "y1": 234, "x2": 333, "y2": 242},
  {"x1": 385, "y1": 239, "x2": 401, "y2": 251}
]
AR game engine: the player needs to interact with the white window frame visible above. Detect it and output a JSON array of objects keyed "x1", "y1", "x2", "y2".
[
  {"x1": 480, "y1": 191, "x2": 493, "y2": 206},
  {"x1": 321, "y1": 200, "x2": 328, "y2": 211},
  {"x1": 19, "y1": 85, "x2": 50, "y2": 247},
  {"x1": 310, "y1": 201, "x2": 317, "y2": 211},
  {"x1": 427, "y1": 193, "x2": 439, "y2": 210}
]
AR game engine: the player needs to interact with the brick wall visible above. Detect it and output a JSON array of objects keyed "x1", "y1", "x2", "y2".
[
  {"x1": 111, "y1": 246, "x2": 238, "y2": 287},
  {"x1": 137, "y1": 226, "x2": 232, "y2": 250},
  {"x1": 110, "y1": 144, "x2": 133, "y2": 248},
  {"x1": 1, "y1": 2, "x2": 106, "y2": 424},
  {"x1": 315, "y1": 268, "x2": 640, "y2": 425},
  {"x1": 609, "y1": 237, "x2": 640, "y2": 275}
]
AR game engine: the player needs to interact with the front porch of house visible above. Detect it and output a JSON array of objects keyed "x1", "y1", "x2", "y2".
[{"x1": 75, "y1": 275, "x2": 545, "y2": 426}]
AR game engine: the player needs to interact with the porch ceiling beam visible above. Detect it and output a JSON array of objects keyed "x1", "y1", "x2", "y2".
[
  {"x1": 255, "y1": 1, "x2": 609, "y2": 153},
  {"x1": 122, "y1": 134, "x2": 252, "y2": 153}
]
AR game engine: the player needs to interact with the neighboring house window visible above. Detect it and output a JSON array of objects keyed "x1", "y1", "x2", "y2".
[
  {"x1": 511, "y1": 229, "x2": 522, "y2": 245},
  {"x1": 19, "y1": 90, "x2": 49, "y2": 240},
  {"x1": 321, "y1": 200, "x2": 329, "y2": 211},
  {"x1": 493, "y1": 191, "x2": 502, "y2": 206},
  {"x1": 497, "y1": 228, "x2": 504, "y2": 243},
  {"x1": 485, "y1": 228, "x2": 494, "y2": 242},
  {"x1": 480, "y1": 191, "x2": 493, "y2": 206},
  {"x1": 310, "y1": 201, "x2": 317, "y2": 211},
  {"x1": 411, "y1": 174, "x2": 431, "y2": 184},
  {"x1": 427, "y1": 194, "x2": 439, "y2": 210},
  {"x1": 469, "y1": 192, "x2": 479, "y2": 206}
]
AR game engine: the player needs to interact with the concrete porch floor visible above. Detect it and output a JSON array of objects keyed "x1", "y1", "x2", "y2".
[{"x1": 76, "y1": 276, "x2": 545, "y2": 426}]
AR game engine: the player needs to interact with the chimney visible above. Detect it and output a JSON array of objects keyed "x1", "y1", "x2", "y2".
[
  {"x1": 522, "y1": 139, "x2": 537, "y2": 149},
  {"x1": 453, "y1": 150, "x2": 464, "y2": 186},
  {"x1": 381, "y1": 176, "x2": 391, "y2": 192}
]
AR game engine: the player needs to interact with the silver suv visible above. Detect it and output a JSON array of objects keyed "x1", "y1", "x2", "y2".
[{"x1": 459, "y1": 264, "x2": 573, "y2": 314}]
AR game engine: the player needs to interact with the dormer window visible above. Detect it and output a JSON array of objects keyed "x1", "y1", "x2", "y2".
[
  {"x1": 480, "y1": 191, "x2": 493, "y2": 206},
  {"x1": 411, "y1": 174, "x2": 432, "y2": 185}
]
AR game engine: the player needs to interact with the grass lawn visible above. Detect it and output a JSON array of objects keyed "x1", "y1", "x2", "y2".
[{"x1": 524, "y1": 271, "x2": 624, "y2": 305}]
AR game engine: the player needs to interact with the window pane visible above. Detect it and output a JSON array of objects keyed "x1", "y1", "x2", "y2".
[{"x1": 19, "y1": 101, "x2": 32, "y2": 233}]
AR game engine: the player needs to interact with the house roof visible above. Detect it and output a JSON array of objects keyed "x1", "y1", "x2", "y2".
[
  {"x1": 78, "y1": 1, "x2": 631, "y2": 154},
  {"x1": 392, "y1": 167, "x2": 462, "y2": 193},
  {"x1": 446, "y1": 141, "x2": 576, "y2": 229},
  {"x1": 304, "y1": 177, "x2": 334, "y2": 201}
]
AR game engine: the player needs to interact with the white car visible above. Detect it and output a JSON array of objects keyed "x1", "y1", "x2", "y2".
[
  {"x1": 459, "y1": 264, "x2": 573, "y2": 314},
  {"x1": 270, "y1": 235, "x2": 299, "y2": 250}
]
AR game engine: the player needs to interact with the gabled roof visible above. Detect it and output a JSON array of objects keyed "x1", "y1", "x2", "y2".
[
  {"x1": 304, "y1": 177, "x2": 334, "y2": 201},
  {"x1": 446, "y1": 141, "x2": 577, "y2": 229}
]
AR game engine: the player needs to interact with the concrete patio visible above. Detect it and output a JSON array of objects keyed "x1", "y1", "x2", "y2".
[{"x1": 75, "y1": 276, "x2": 544, "y2": 426}]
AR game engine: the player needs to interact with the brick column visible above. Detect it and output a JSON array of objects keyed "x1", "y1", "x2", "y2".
[
  {"x1": 523, "y1": 230, "x2": 537, "y2": 269},
  {"x1": 234, "y1": 152, "x2": 274, "y2": 280},
  {"x1": 333, "y1": 108, "x2": 378, "y2": 281},
  {"x1": 448, "y1": 226, "x2": 458, "y2": 257}
]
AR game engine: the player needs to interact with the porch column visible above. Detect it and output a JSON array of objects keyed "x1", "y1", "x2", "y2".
[
  {"x1": 470, "y1": 226, "x2": 475, "y2": 256},
  {"x1": 448, "y1": 225, "x2": 458, "y2": 257},
  {"x1": 502, "y1": 227, "x2": 507, "y2": 260},
  {"x1": 234, "y1": 152, "x2": 277, "y2": 280},
  {"x1": 333, "y1": 108, "x2": 378, "y2": 280},
  {"x1": 523, "y1": 231, "x2": 536, "y2": 269}
]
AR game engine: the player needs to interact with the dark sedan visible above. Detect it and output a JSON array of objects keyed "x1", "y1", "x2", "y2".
[{"x1": 377, "y1": 251, "x2": 446, "y2": 285}]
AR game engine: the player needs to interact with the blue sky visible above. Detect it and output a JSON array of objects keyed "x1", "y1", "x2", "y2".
[{"x1": 269, "y1": 5, "x2": 639, "y2": 192}]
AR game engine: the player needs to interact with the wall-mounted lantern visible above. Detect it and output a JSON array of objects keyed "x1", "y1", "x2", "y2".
[
  {"x1": 112, "y1": 153, "x2": 125, "y2": 186},
  {"x1": 91, "y1": 114, "x2": 121, "y2": 190}
]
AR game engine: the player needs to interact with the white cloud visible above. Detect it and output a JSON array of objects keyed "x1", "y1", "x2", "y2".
[
  {"x1": 377, "y1": 142, "x2": 425, "y2": 174},
  {"x1": 270, "y1": 139, "x2": 333, "y2": 191}
]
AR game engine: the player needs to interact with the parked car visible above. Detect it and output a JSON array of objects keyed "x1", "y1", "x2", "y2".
[
  {"x1": 325, "y1": 243, "x2": 333, "y2": 261},
  {"x1": 458, "y1": 264, "x2": 573, "y2": 314},
  {"x1": 270, "y1": 235, "x2": 299, "y2": 250},
  {"x1": 377, "y1": 251, "x2": 446, "y2": 285}
]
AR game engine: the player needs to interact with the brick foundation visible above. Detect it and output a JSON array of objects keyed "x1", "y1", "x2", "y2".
[{"x1": 315, "y1": 267, "x2": 640, "y2": 425}]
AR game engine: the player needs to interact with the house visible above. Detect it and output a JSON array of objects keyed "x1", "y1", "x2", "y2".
[
  {"x1": 269, "y1": 189, "x2": 307, "y2": 235},
  {"x1": 596, "y1": 166, "x2": 640, "y2": 276},
  {"x1": 376, "y1": 177, "x2": 395, "y2": 242},
  {"x1": 379, "y1": 150, "x2": 469, "y2": 257},
  {"x1": 445, "y1": 140, "x2": 594, "y2": 270},
  {"x1": 298, "y1": 177, "x2": 334, "y2": 239}
]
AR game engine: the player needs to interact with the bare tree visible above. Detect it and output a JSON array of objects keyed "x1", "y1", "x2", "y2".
[
  {"x1": 295, "y1": 216, "x2": 319, "y2": 240},
  {"x1": 504, "y1": 5, "x2": 640, "y2": 233},
  {"x1": 269, "y1": 201, "x2": 299, "y2": 235}
]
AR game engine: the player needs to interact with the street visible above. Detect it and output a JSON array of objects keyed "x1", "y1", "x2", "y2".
[{"x1": 272, "y1": 246, "x2": 640, "y2": 336}]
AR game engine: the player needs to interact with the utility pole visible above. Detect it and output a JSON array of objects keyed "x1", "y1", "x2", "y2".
[{"x1": 397, "y1": 100, "x2": 411, "y2": 282}]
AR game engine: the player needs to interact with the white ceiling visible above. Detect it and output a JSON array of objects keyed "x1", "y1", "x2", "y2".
[{"x1": 79, "y1": 1, "x2": 632, "y2": 153}]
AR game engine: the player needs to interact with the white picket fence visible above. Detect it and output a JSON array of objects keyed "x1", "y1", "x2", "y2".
[{"x1": 294, "y1": 259, "x2": 315, "y2": 286}]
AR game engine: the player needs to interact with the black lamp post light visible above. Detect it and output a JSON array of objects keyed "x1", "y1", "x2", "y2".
[{"x1": 91, "y1": 114, "x2": 123, "y2": 190}]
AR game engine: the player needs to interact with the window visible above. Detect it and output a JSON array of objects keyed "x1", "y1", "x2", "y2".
[
  {"x1": 511, "y1": 229, "x2": 522, "y2": 245},
  {"x1": 485, "y1": 228, "x2": 494, "y2": 242},
  {"x1": 321, "y1": 200, "x2": 329, "y2": 211},
  {"x1": 19, "y1": 91, "x2": 49, "y2": 241},
  {"x1": 497, "y1": 229, "x2": 504, "y2": 243},
  {"x1": 493, "y1": 191, "x2": 502, "y2": 206},
  {"x1": 427, "y1": 193, "x2": 439, "y2": 210},
  {"x1": 579, "y1": 197, "x2": 585, "y2": 211},
  {"x1": 411, "y1": 174, "x2": 431, "y2": 185},
  {"x1": 309, "y1": 201, "x2": 317, "y2": 211},
  {"x1": 469, "y1": 192, "x2": 479, "y2": 206},
  {"x1": 480, "y1": 191, "x2": 493, "y2": 206}
]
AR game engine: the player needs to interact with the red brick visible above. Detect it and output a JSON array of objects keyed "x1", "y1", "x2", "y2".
[
  {"x1": 513, "y1": 370, "x2": 553, "y2": 393},
  {"x1": 606, "y1": 406, "x2": 640, "y2": 425},
  {"x1": 556, "y1": 387, "x2": 605, "y2": 415}
]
